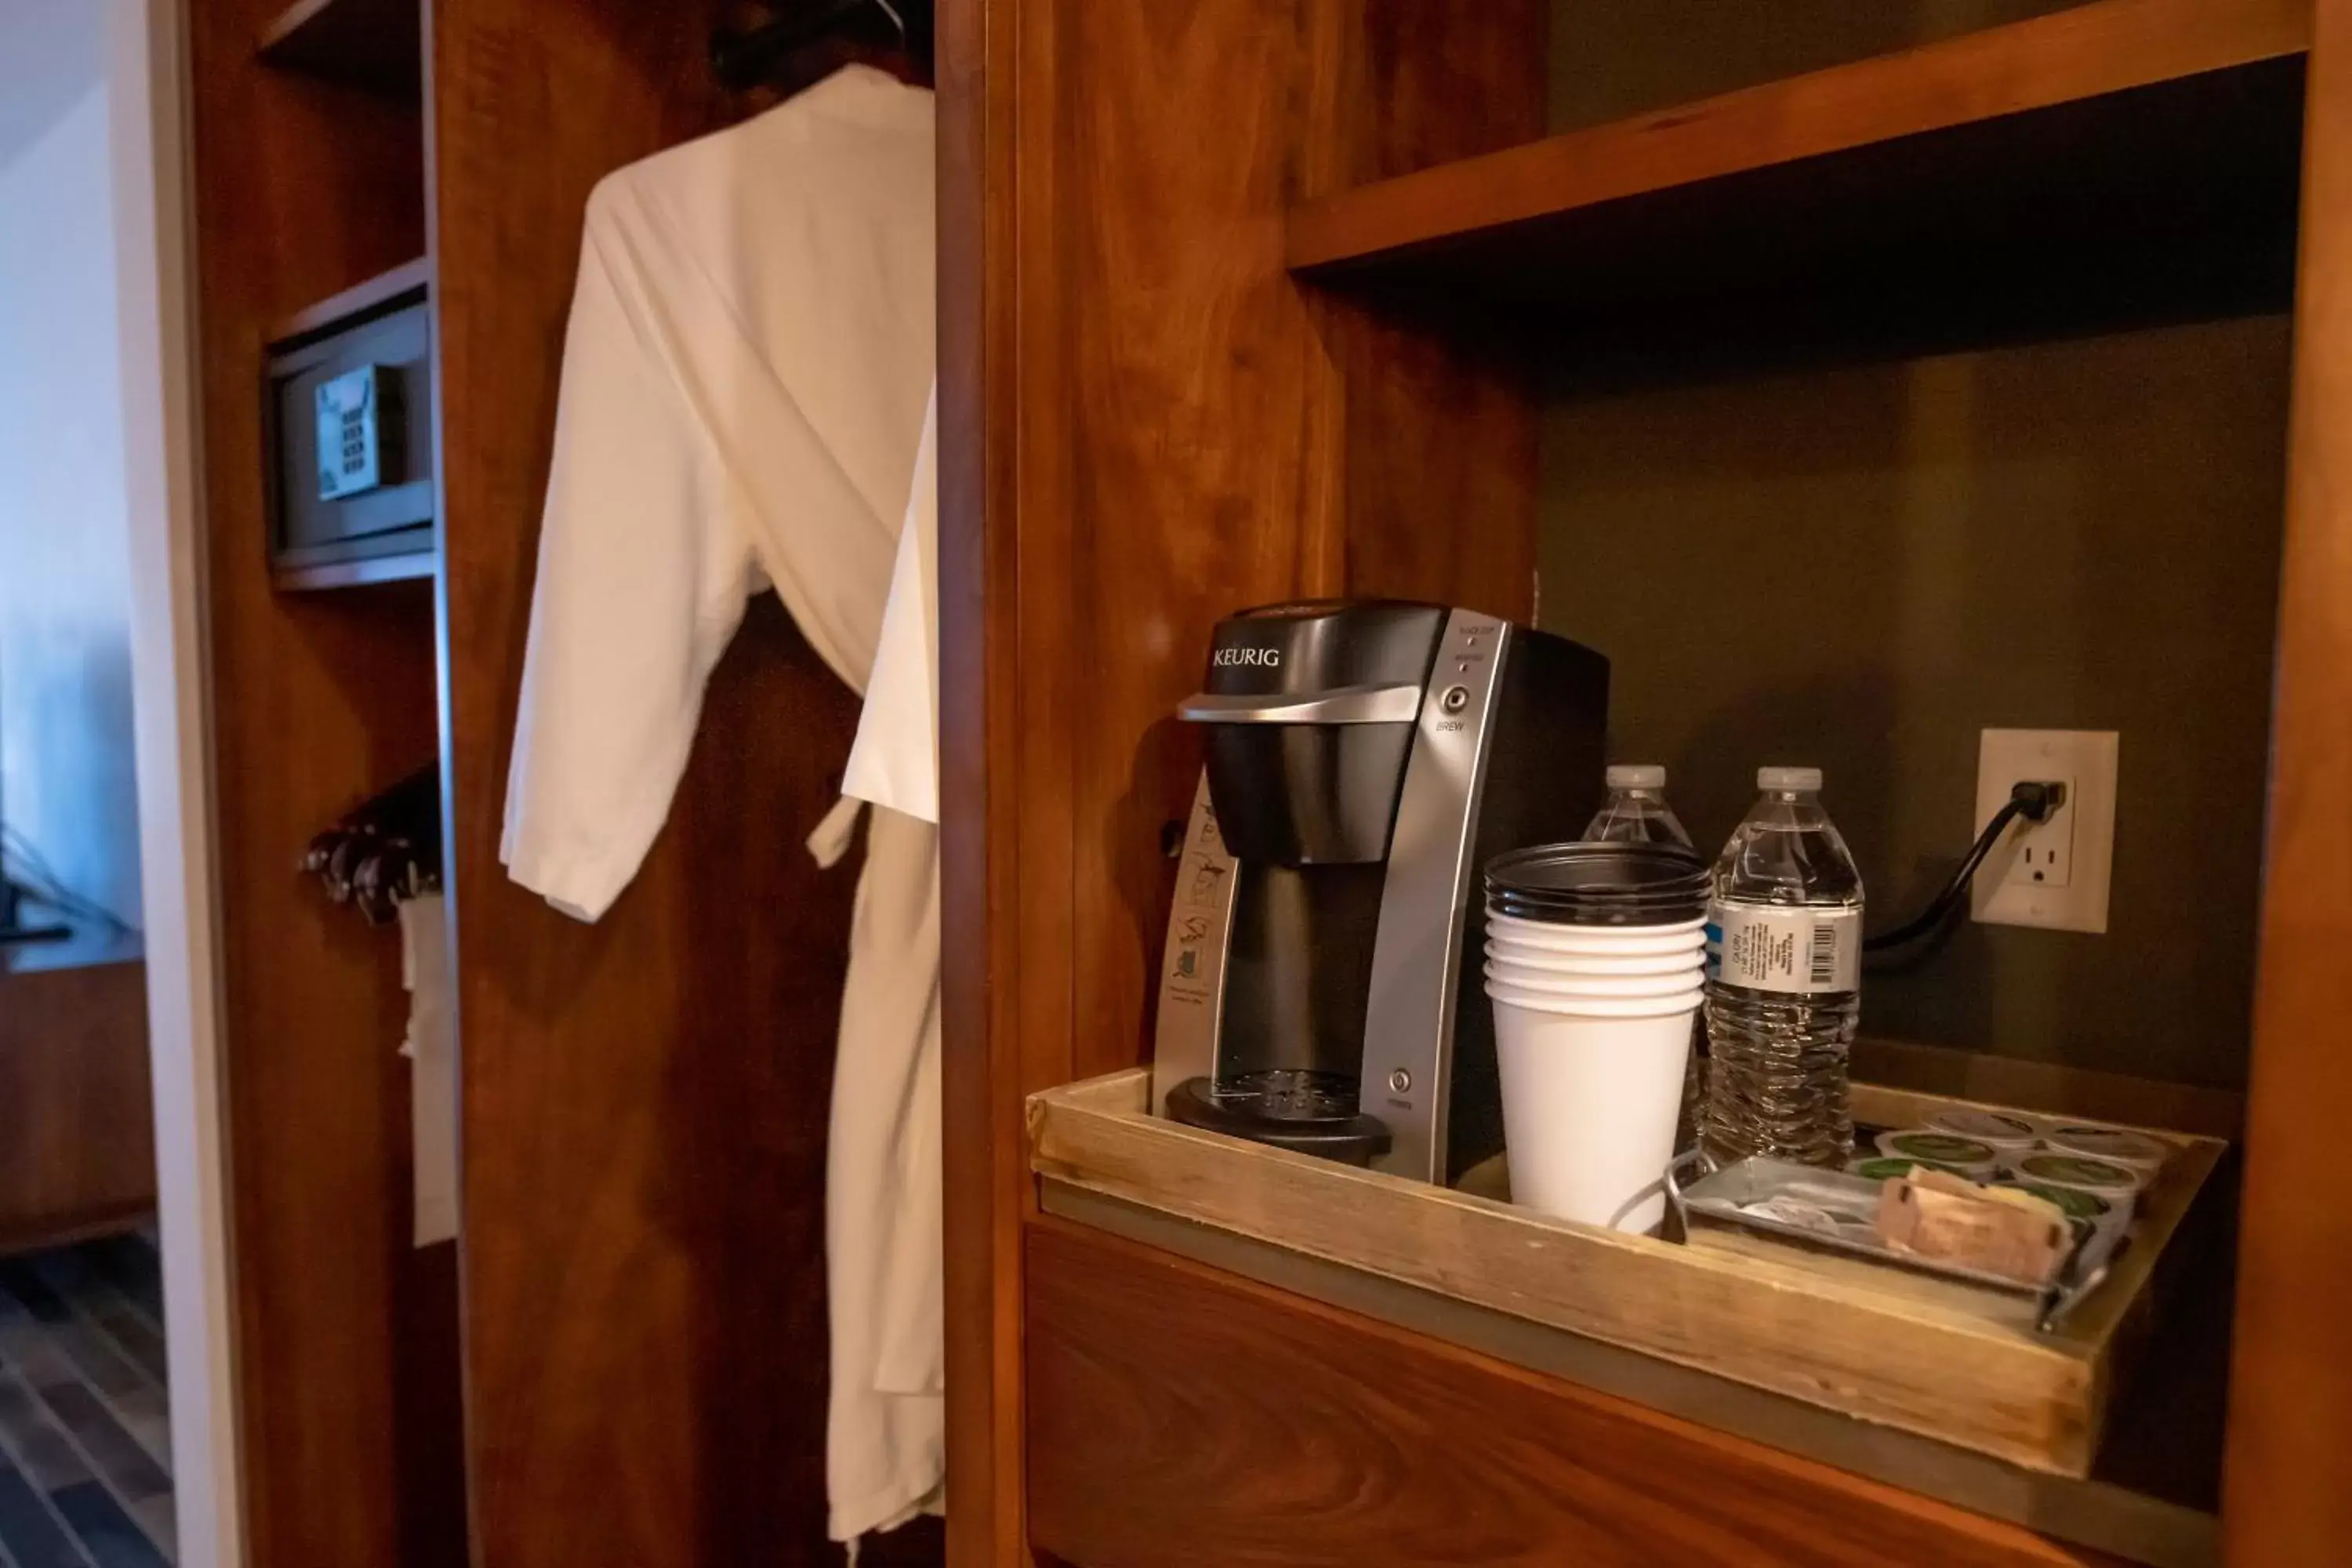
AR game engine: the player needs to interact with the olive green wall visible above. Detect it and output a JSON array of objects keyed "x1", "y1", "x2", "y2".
[
  {"x1": 1551, "y1": 1, "x2": 2092, "y2": 130},
  {"x1": 1538, "y1": 317, "x2": 2289, "y2": 1088}
]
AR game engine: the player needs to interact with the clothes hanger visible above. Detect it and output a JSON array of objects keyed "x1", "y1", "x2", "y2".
[
  {"x1": 301, "y1": 764, "x2": 443, "y2": 924},
  {"x1": 710, "y1": 0, "x2": 935, "y2": 93}
]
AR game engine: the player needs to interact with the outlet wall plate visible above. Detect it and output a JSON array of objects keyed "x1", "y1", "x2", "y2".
[{"x1": 1972, "y1": 729, "x2": 2119, "y2": 933}]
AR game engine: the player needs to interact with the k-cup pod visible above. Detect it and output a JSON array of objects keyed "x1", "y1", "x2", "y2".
[{"x1": 1873, "y1": 1130, "x2": 2002, "y2": 1180}]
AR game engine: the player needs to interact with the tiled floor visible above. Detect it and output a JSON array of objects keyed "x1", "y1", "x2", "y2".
[{"x1": 0, "y1": 1235, "x2": 172, "y2": 1566}]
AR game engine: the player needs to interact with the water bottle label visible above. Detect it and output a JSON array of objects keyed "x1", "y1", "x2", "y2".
[{"x1": 1709, "y1": 903, "x2": 1860, "y2": 994}]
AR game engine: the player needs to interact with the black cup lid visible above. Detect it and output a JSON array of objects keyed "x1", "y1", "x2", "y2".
[
  {"x1": 1485, "y1": 842, "x2": 1711, "y2": 927},
  {"x1": 1487, "y1": 894, "x2": 1704, "y2": 926}
]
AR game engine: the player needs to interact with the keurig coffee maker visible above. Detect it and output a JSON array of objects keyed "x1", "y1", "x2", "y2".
[{"x1": 1152, "y1": 600, "x2": 1609, "y2": 1184}]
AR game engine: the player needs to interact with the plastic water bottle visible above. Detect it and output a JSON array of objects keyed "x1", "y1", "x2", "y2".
[
  {"x1": 1701, "y1": 767, "x2": 1863, "y2": 1168},
  {"x1": 1580, "y1": 764, "x2": 1693, "y2": 848},
  {"x1": 1583, "y1": 766, "x2": 1703, "y2": 1151}
]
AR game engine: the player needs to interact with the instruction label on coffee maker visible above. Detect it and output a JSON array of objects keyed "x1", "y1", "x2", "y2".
[{"x1": 1708, "y1": 903, "x2": 1861, "y2": 993}]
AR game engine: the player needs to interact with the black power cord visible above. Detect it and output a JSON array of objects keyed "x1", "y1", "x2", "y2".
[{"x1": 1864, "y1": 780, "x2": 2067, "y2": 953}]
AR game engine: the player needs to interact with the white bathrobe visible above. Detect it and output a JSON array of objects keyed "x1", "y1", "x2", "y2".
[{"x1": 498, "y1": 67, "x2": 944, "y2": 1543}]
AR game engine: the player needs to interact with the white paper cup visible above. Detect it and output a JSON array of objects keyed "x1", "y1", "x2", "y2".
[
  {"x1": 1487, "y1": 986, "x2": 1698, "y2": 1232},
  {"x1": 1477, "y1": 926, "x2": 1703, "y2": 964},
  {"x1": 1482, "y1": 960, "x2": 1705, "y2": 998},
  {"x1": 1483, "y1": 939, "x2": 1703, "y2": 977},
  {"x1": 1483, "y1": 979, "x2": 1704, "y2": 1016}
]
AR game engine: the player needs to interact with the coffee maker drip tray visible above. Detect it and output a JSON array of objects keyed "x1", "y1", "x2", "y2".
[
  {"x1": 1214, "y1": 1068, "x2": 1357, "y2": 1120},
  {"x1": 1164, "y1": 1072, "x2": 1393, "y2": 1167}
]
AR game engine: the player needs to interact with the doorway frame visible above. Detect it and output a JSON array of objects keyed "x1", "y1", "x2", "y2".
[{"x1": 108, "y1": 0, "x2": 246, "y2": 1563}]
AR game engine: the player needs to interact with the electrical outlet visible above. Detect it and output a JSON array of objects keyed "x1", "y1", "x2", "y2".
[
  {"x1": 2012, "y1": 789, "x2": 2074, "y2": 890},
  {"x1": 1973, "y1": 730, "x2": 2118, "y2": 933}
]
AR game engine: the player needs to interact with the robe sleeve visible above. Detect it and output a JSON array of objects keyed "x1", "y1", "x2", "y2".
[{"x1": 499, "y1": 187, "x2": 757, "y2": 922}]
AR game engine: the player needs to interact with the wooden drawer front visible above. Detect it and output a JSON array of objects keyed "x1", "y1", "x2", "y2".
[
  {"x1": 1025, "y1": 1219, "x2": 2118, "y2": 1568},
  {"x1": 0, "y1": 957, "x2": 153, "y2": 1247}
]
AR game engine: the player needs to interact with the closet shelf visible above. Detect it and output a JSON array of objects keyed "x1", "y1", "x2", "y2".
[
  {"x1": 257, "y1": 0, "x2": 422, "y2": 99},
  {"x1": 267, "y1": 256, "x2": 431, "y2": 349},
  {"x1": 273, "y1": 553, "x2": 437, "y2": 593},
  {"x1": 1287, "y1": 0, "x2": 2310, "y2": 319}
]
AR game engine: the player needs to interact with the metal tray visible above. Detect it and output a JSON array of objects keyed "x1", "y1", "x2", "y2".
[{"x1": 1664, "y1": 1150, "x2": 2123, "y2": 1330}]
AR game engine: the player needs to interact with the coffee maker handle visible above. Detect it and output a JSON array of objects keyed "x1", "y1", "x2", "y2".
[{"x1": 1176, "y1": 684, "x2": 1423, "y2": 725}]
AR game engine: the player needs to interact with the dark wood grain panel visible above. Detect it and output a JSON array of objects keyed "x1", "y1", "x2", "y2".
[
  {"x1": 1043, "y1": 0, "x2": 1557, "y2": 1080},
  {"x1": 1025, "y1": 1218, "x2": 2123, "y2": 1568},
  {"x1": 430, "y1": 4, "x2": 909, "y2": 1564},
  {"x1": 1331, "y1": 0, "x2": 1553, "y2": 187},
  {"x1": 1309, "y1": 1, "x2": 1546, "y2": 633},
  {"x1": 935, "y1": 0, "x2": 1027, "y2": 1559},
  {"x1": 1048, "y1": 0, "x2": 1348, "y2": 1080},
  {"x1": 938, "y1": 4, "x2": 1552, "y2": 1561},
  {"x1": 2224, "y1": 0, "x2": 2352, "y2": 1557},
  {"x1": 0, "y1": 946, "x2": 153, "y2": 1250},
  {"x1": 946, "y1": 5, "x2": 1352, "y2": 1558},
  {"x1": 183, "y1": 0, "x2": 458, "y2": 1559}
]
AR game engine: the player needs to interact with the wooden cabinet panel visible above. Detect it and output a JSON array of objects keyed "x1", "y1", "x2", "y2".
[
  {"x1": 939, "y1": 4, "x2": 1548, "y2": 1558},
  {"x1": 1024, "y1": 1218, "x2": 2122, "y2": 1568},
  {"x1": 2225, "y1": 0, "x2": 2352, "y2": 1558},
  {"x1": 941, "y1": 0, "x2": 2347, "y2": 1561},
  {"x1": 432, "y1": 5, "x2": 876, "y2": 1565},
  {"x1": 0, "y1": 944, "x2": 153, "y2": 1248},
  {"x1": 182, "y1": 0, "x2": 457, "y2": 1559}
]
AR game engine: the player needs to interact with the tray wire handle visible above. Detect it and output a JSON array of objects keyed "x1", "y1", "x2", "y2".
[
  {"x1": 2038, "y1": 1233, "x2": 2125, "y2": 1331},
  {"x1": 1664, "y1": 1147, "x2": 1711, "y2": 1234}
]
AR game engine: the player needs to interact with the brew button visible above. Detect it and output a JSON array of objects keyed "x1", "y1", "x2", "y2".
[
  {"x1": 1388, "y1": 1068, "x2": 1412, "y2": 1094},
  {"x1": 1442, "y1": 685, "x2": 1470, "y2": 713}
]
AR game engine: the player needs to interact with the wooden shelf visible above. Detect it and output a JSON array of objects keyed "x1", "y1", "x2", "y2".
[
  {"x1": 272, "y1": 550, "x2": 437, "y2": 593},
  {"x1": 267, "y1": 256, "x2": 430, "y2": 349},
  {"x1": 1029, "y1": 1068, "x2": 2229, "y2": 1480},
  {"x1": 1288, "y1": 0, "x2": 2310, "y2": 330},
  {"x1": 257, "y1": 0, "x2": 421, "y2": 98},
  {"x1": 1032, "y1": 1069, "x2": 2236, "y2": 1562}
]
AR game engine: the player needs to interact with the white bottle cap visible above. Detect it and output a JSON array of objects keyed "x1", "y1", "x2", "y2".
[
  {"x1": 1758, "y1": 766, "x2": 1823, "y2": 791},
  {"x1": 1605, "y1": 764, "x2": 1666, "y2": 789}
]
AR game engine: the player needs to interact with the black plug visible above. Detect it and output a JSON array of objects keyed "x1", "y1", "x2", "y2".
[{"x1": 2011, "y1": 779, "x2": 2068, "y2": 823}]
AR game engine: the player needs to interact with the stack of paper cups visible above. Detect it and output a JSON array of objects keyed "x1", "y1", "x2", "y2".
[{"x1": 1483, "y1": 842, "x2": 1713, "y2": 1233}]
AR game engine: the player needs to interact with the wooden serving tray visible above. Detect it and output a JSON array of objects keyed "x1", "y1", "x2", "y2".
[{"x1": 1026, "y1": 1068, "x2": 2227, "y2": 1475}]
